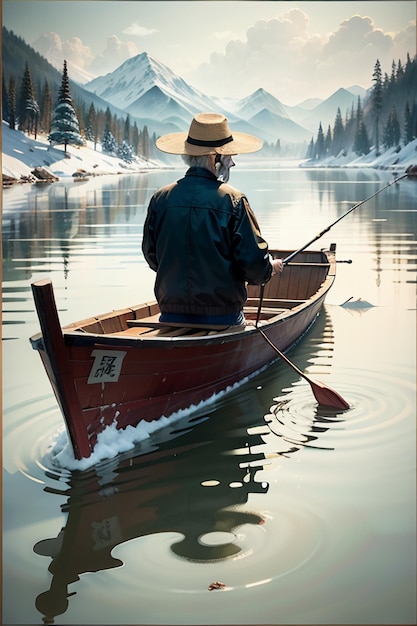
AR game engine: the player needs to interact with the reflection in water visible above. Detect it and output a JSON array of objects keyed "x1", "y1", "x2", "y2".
[
  {"x1": 34, "y1": 426, "x2": 269, "y2": 623},
  {"x1": 2, "y1": 175, "x2": 153, "y2": 284},
  {"x1": 32, "y1": 308, "x2": 346, "y2": 624}
]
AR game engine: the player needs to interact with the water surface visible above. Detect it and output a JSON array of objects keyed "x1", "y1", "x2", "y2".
[{"x1": 2, "y1": 165, "x2": 416, "y2": 624}]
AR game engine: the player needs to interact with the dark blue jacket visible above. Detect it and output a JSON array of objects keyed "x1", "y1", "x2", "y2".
[{"x1": 142, "y1": 167, "x2": 273, "y2": 316}]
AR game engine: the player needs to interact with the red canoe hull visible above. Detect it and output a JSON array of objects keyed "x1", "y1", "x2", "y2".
[{"x1": 31, "y1": 247, "x2": 337, "y2": 459}]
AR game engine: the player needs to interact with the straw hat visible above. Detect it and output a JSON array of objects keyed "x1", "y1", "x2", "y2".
[{"x1": 155, "y1": 112, "x2": 263, "y2": 155}]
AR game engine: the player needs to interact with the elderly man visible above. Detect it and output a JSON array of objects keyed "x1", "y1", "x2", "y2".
[{"x1": 142, "y1": 112, "x2": 283, "y2": 326}]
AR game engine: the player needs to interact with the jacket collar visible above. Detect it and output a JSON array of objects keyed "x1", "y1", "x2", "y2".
[{"x1": 184, "y1": 166, "x2": 218, "y2": 181}]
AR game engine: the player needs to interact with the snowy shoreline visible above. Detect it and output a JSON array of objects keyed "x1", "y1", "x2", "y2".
[
  {"x1": 2, "y1": 121, "x2": 417, "y2": 187},
  {"x1": 1, "y1": 121, "x2": 165, "y2": 186},
  {"x1": 301, "y1": 138, "x2": 417, "y2": 173}
]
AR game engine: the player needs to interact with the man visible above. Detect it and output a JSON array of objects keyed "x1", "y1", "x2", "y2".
[{"x1": 142, "y1": 112, "x2": 283, "y2": 326}]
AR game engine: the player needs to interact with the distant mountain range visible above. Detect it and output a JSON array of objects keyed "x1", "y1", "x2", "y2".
[
  {"x1": 83, "y1": 51, "x2": 368, "y2": 146},
  {"x1": 2, "y1": 27, "x2": 369, "y2": 149}
]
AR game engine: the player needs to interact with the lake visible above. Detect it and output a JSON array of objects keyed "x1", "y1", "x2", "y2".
[{"x1": 2, "y1": 164, "x2": 416, "y2": 625}]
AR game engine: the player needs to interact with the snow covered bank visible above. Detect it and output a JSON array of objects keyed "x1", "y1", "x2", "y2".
[
  {"x1": 2, "y1": 121, "x2": 417, "y2": 186},
  {"x1": 1, "y1": 121, "x2": 164, "y2": 184},
  {"x1": 302, "y1": 138, "x2": 417, "y2": 172}
]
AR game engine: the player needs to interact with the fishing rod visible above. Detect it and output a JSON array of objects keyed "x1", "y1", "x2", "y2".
[{"x1": 282, "y1": 170, "x2": 410, "y2": 265}]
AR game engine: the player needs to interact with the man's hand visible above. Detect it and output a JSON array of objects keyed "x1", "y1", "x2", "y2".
[{"x1": 271, "y1": 258, "x2": 284, "y2": 275}]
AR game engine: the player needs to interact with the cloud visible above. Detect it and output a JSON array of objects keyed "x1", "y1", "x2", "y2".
[
  {"x1": 63, "y1": 36, "x2": 95, "y2": 68},
  {"x1": 87, "y1": 35, "x2": 140, "y2": 75},
  {"x1": 32, "y1": 24, "x2": 155, "y2": 80},
  {"x1": 122, "y1": 22, "x2": 158, "y2": 37},
  {"x1": 33, "y1": 31, "x2": 141, "y2": 79},
  {"x1": 392, "y1": 21, "x2": 417, "y2": 58},
  {"x1": 323, "y1": 15, "x2": 393, "y2": 54},
  {"x1": 31, "y1": 32, "x2": 96, "y2": 82},
  {"x1": 211, "y1": 30, "x2": 237, "y2": 42},
  {"x1": 32, "y1": 32, "x2": 94, "y2": 69},
  {"x1": 186, "y1": 10, "x2": 415, "y2": 104}
]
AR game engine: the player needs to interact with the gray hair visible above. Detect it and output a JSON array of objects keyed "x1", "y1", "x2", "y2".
[{"x1": 182, "y1": 154, "x2": 214, "y2": 172}]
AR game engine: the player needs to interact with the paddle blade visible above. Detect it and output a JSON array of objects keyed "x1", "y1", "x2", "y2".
[{"x1": 310, "y1": 379, "x2": 350, "y2": 410}]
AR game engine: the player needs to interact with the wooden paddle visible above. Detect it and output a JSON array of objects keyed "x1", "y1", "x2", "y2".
[{"x1": 257, "y1": 326, "x2": 350, "y2": 410}]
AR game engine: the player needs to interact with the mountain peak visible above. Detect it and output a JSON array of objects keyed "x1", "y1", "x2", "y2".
[
  {"x1": 85, "y1": 52, "x2": 192, "y2": 111},
  {"x1": 84, "y1": 51, "x2": 222, "y2": 128},
  {"x1": 236, "y1": 88, "x2": 290, "y2": 121}
]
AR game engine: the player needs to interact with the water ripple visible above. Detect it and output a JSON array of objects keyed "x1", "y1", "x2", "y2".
[
  {"x1": 259, "y1": 364, "x2": 414, "y2": 463},
  {"x1": 3, "y1": 391, "x2": 71, "y2": 484},
  {"x1": 110, "y1": 498, "x2": 325, "y2": 593}
]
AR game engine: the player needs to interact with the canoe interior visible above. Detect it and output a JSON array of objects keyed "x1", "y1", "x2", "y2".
[{"x1": 62, "y1": 249, "x2": 333, "y2": 338}]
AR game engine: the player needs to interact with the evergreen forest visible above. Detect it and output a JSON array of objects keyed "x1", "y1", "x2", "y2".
[{"x1": 306, "y1": 54, "x2": 417, "y2": 161}]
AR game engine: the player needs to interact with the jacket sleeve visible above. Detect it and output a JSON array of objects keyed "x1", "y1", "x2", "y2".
[
  {"x1": 232, "y1": 197, "x2": 273, "y2": 285},
  {"x1": 142, "y1": 197, "x2": 158, "y2": 272}
]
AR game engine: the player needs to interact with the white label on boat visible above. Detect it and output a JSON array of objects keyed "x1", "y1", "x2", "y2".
[{"x1": 87, "y1": 349, "x2": 127, "y2": 384}]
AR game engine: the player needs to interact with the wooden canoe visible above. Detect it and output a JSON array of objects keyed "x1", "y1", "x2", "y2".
[{"x1": 30, "y1": 244, "x2": 337, "y2": 460}]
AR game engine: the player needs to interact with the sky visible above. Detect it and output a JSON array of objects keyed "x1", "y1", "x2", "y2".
[{"x1": 3, "y1": 1, "x2": 416, "y2": 105}]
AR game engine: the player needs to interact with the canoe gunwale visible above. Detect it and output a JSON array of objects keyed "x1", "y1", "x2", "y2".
[{"x1": 57, "y1": 295, "x2": 323, "y2": 349}]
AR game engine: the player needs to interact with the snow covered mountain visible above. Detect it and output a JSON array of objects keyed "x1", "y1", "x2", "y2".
[
  {"x1": 84, "y1": 53, "x2": 312, "y2": 143},
  {"x1": 236, "y1": 88, "x2": 291, "y2": 120},
  {"x1": 247, "y1": 109, "x2": 312, "y2": 143},
  {"x1": 83, "y1": 51, "x2": 368, "y2": 145},
  {"x1": 85, "y1": 52, "x2": 225, "y2": 130},
  {"x1": 299, "y1": 87, "x2": 359, "y2": 133},
  {"x1": 233, "y1": 88, "x2": 311, "y2": 143}
]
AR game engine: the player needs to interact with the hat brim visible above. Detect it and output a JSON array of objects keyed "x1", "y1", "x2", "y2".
[{"x1": 156, "y1": 131, "x2": 263, "y2": 155}]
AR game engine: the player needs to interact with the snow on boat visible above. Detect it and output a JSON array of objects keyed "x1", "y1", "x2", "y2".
[{"x1": 30, "y1": 245, "x2": 337, "y2": 460}]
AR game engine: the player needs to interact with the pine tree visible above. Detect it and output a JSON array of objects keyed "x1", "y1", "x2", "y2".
[
  {"x1": 353, "y1": 96, "x2": 370, "y2": 155},
  {"x1": 85, "y1": 102, "x2": 96, "y2": 143},
  {"x1": 315, "y1": 123, "x2": 325, "y2": 159},
  {"x1": 26, "y1": 97, "x2": 40, "y2": 138},
  {"x1": 124, "y1": 114, "x2": 131, "y2": 142},
  {"x1": 390, "y1": 60, "x2": 397, "y2": 84},
  {"x1": 404, "y1": 52, "x2": 412, "y2": 77},
  {"x1": 113, "y1": 113, "x2": 121, "y2": 144},
  {"x1": 101, "y1": 106, "x2": 117, "y2": 153},
  {"x1": 359, "y1": 122, "x2": 370, "y2": 155},
  {"x1": 104, "y1": 106, "x2": 112, "y2": 131},
  {"x1": 383, "y1": 105, "x2": 401, "y2": 148},
  {"x1": 102, "y1": 129, "x2": 118, "y2": 154},
  {"x1": 332, "y1": 107, "x2": 344, "y2": 155},
  {"x1": 40, "y1": 81, "x2": 52, "y2": 134},
  {"x1": 306, "y1": 137, "x2": 314, "y2": 159},
  {"x1": 371, "y1": 58, "x2": 383, "y2": 155},
  {"x1": 404, "y1": 103, "x2": 412, "y2": 144},
  {"x1": 396, "y1": 59, "x2": 404, "y2": 80},
  {"x1": 140, "y1": 125, "x2": 150, "y2": 160},
  {"x1": 132, "y1": 122, "x2": 139, "y2": 155},
  {"x1": 117, "y1": 140, "x2": 134, "y2": 163},
  {"x1": 17, "y1": 62, "x2": 39, "y2": 136},
  {"x1": 324, "y1": 125, "x2": 332, "y2": 155},
  {"x1": 2, "y1": 75, "x2": 10, "y2": 124},
  {"x1": 411, "y1": 103, "x2": 417, "y2": 142},
  {"x1": 353, "y1": 96, "x2": 362, "y2": 154},
  {"x1": 49, "y1": 60, "x2": 83, "y2": 153},
  {"x1": 7, "y1": 76, "x2": 16, "y2": 130}
]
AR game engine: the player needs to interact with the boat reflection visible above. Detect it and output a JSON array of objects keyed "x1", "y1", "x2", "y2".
[{"x1": 33, "y1": 418, "x2": 270, "y2": 623}]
